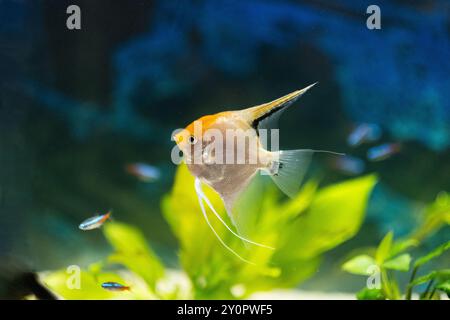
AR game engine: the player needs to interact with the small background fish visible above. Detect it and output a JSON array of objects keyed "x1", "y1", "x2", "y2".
[
  {"x1": 101, "y1": 282, "x2": 130, "y2": 291},
  {"x1": 79, "y1": 211, "x2": 112, "y2": 231},
  {"x1": 367, "y1": 143, "x2": 401, "y2": 162},
  {"x1": 126, "y1": 163, "x2": 161, "y2": 182},
  {"x1": 347, "y1": 123, "x2": 382, "y2": 147}
]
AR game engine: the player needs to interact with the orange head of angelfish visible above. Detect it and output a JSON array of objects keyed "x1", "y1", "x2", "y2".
[{"x1": 173, "y1": 114, "x2": 219, "y2": 155}]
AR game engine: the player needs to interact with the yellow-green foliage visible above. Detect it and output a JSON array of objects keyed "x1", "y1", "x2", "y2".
[
  {"x1": 42, "y1": 163, "x2": 377, "y2": 299},
  {"x1": 161, "y1": 164, "x2": 377, "y2": 299},
  {"x1": 42, "y1": 223, "x2": 165, "y2": 300},
  {"x1": 342, "y1": 192, "x2": 450, "y2": 300},
  {"x1": 44, "y1": 270, "x2": 129, "y2": 300},
  {"x1": 103, "y1": 222, "x2": 165, "y2": 290}
]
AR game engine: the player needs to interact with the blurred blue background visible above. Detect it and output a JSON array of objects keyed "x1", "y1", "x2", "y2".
[{"x1": 0, "y1": 0, "x2": 449, "y2": 294}]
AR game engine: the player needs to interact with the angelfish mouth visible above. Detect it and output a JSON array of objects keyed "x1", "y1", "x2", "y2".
[{"x1": 172, "y1": 131, "x2": 184, "y2": 144}]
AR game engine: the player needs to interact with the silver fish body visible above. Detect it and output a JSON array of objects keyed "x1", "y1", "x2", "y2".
[
  {"x1": 173, "y1": 84, "x2": 340, "y2": 263},
  {"x1": 78, "y1": 212, "x2": 111, "y2": 230}
]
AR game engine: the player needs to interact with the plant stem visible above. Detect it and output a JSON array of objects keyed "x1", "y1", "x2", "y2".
[
  {"x1": 423, "y1": 280, "x2": 435, "y2": 300},
  {"x1": 381, "y1": 269, "x2": 394, "y2": 300},
  {"x1": 405, "y1": 266, "x2": 418, "y2": 300},
  {"x1": 385, "y1": 271, "x2": 400, "y2": 299},
  {"x1": 428, "y1": 286, "x2": 437, "y2": 300}
]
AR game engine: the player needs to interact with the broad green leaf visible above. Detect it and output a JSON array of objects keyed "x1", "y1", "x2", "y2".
[
  {"x1": 342, "y1": 255, "x2": 376, "y2": 275},
  {"x1": 435, "y1": 269, "x2": 450, "y2": 282},
  {"x1": 275, "y1": 175, "x2": 377, "y2": 260},
  {"x1": 390, "y1": 239, "x2": 419, "y2": 257},
  {"x1": 103, "y1": 222, "x2": 164, "y2": 289},
  {"x1": 375, "y1": 231, "x2": 393, "y2": 264},
  {"x1": 412, "y1": 192, "x2": 450, "y2": 241},
  {"x1": 88, "y1": 261, "x2": 104, "y2": 275},
  {"x1": 414, "y1": 240, "x2": 450, "y2": 268},
  {"x1": 42, "y1": 269, "x2": 131, "y2": 300},
  {"x1": 103, "y1": 222, "x2": 152, "y2": 255},
  {"x1": 245, "y1": 257, "x2": 321, "y2": 292},
  {"x1": 356, "y1": 288, "x2": 385, "y2": 300},
  {"x1": 232, "y1": 175, "x2": 280, "y2": 239},
  {"x1": 276, "y1": 180, "x2": 318, "y2": 220},
  {"x1": 432, "y1": 192, "x2": 450, "y2": 225},
  {"x1": 383, "y1": 254, "x2": 411, "y2": 272}
]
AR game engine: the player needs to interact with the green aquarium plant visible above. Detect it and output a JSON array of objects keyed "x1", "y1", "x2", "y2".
[
  {"x1": 342, "y1": 191, "x2": 450, "y2": 300},
  {"x1": 42, "y1": 163, "x2": 377, "y2": 299}
]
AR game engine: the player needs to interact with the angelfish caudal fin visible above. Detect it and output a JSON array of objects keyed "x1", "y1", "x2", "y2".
[{"x1": 269, "y1": 149, "x2": 344, "y2": 198}]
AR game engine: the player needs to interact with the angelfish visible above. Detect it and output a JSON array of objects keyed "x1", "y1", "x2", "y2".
[{"x1": 173, "y1": 83, "x2": 341, "y2": 263}]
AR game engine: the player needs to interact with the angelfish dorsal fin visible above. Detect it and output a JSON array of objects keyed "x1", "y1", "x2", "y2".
[{"x1": 243, "y1": 83, "x2": 317, "y2": 131}]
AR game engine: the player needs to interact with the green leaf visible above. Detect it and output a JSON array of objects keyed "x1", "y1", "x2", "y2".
[
  {"x1": 103, "y1": 222, "x2": 164, "y2": 289},
  {"x1": 342, "y1": 255, "x2": 376, "y2": 275},
  {"x1": 436, "y1": 280, "x2": 450, "y2": 295},
  {"x1": 410, "y1": 272, "x2": 436, "y2": 288},
  {"x1": 435, "y1": 269, "x2": 450, "y2": 282},
  {"x1": 375, "y1": 231, "x2": 393, "y2": 264},
  {"x1": 276, "y1": 180, "x2": 318, "y2": 220},
  {"x1": 409, "y1": 269, "x2": 450, "y2": 287},
  {"x1": 356, "y1": 288, "x2": 385, "y2": 300},
  {"x1": 414, "y1": 240, "x2": 450, "y2": 268},
  {"x1": 276, "y1": 175, "x2": 377, "y2": 260},
  {"x1": 390, "y1": 239, "x2": 419, "y2": 257},
  {"x1": 383, "y1": 254, "x2": 411, "y2": 272},
  {"x1": 40, "y1": 270, "x2": 151, "y2": 300},
  {"x1": 412, "y1": 192, "x2": 450, "y2": 241}
]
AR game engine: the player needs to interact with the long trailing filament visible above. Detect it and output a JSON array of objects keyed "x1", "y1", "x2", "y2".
[
  {"x1": 195, "y1": 178, "x2": 255, "y2": 265},
  {"x1": 195, "y1": 179, "x2": 275, "y2": 250}
]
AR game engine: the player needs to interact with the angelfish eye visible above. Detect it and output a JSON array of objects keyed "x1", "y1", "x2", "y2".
[{"x1": 188, "y1": 135, "x2": 197, "y2": 144}]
